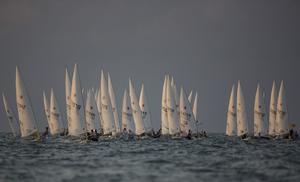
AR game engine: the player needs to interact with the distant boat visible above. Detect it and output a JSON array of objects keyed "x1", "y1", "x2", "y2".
[
  {"x1": 179, "y1": 86, "x2": 197, "y2": 136},
  {"x1": 161, "y1": 75, "x2": 169, "y2": 135},
  {"x1": 49, "y1": 89, "x2": 65, "y2": 135},
  {"x1": 69, "y1": 64, "x2": 86, "y2": 137},
  {"x1": 42, "y1": 92, "x2": 50, "y2": 128},
  {"x1": 65, "y1": 68, "x2": 72, "y2": 132},
  {"x1": 15, "y1": 67, "x2": 39, "y2": 138},
  {"x1": 85, "y1": 89, "x2": 101, "y2": 133},
  {"x1": 166, "y1": 76, "x2": 180, "y2": 136},
  {"x1": 236, "y1": 81, "x2": 248, "y2": 138},
  {"x1": 108, "y1": 73, "x2": 121, "y2": 134},
  {"x1": 122, "y1": 89, "x2": 135, "y2": 134},
  {"x1": 129, "y1": 78, "x2": 146, "y2": 136},
  {"x1": 139, "y1": 83, "x2": 153, "y2": 134},
  {"x1": 268, "y1": 81, "x2": 277, "y2": 136},
  {"x1": 2, "y1": 93, "x2": 20, "y2": 137},
  {"x1": 100, "y1": 70, "x2": 116, "y2": 135},
  {"x1": 253, "y1": 83, "x2": 267, "y2": 137},
  {"x1": 226, "y1": 85, "x2": 237, "y2": 136},
  {"x1": 275, "y1": 81, "x2": 288, "y2": 136}
]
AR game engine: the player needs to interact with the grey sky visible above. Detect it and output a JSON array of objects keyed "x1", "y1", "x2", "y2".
[{"x1": 0, "y1": 1, "x2": 299, "y2": 132}]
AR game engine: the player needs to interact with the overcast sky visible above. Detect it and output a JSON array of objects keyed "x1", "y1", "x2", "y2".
[{"x1": 0, "y1": 0, "x2": 299, "y2": 133}]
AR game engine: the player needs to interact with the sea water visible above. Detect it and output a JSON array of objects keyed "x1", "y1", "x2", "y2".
[{"x1": 0, "y1": 133, "x2": 299, "y2": 182}]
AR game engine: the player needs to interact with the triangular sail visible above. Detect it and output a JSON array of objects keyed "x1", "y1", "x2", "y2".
[
  {"x1": 100, "y1": 70, "x2": 115, "y2": 135},
  {"x1": 268, "y1": 81, "x2": 277, "y2": 136},
  {"x1": 49, "y1": 89, "x2": 64, "y2": 135},
  {"x1": 171, "y1": 77, "x2": 180, "y2": 113},
  {"x1": 179, "y1": 87, "x2": 197, "y2": 135},
  {"x1": 275, "y1": 81, "x2": 288, "y2": 135},
  {"x1": 166, "y1": 77, "x2": 180, "y2": 135},
  {"x1": 161, "y1": 76, "x2": 169, "y2": 135},
  {"x1": 2, "y1": 93, "x2": 20, "y2": 137},
  {"x1": 192, "y1": 92, "x2": 199, "y2": 134},
  {"x1": 108, "y1": 73, "x2": 121, "y2": 133},
  {"x1": 236, "y1": 81, "x2": 248, "y2": 137},
  {"x1": 122, "y1": 89, "x2": 135, "y2": 133},
  {"x1": 129, "y1": 78, "x2": 146, "y2": 135},
  {"x1": 43, "y1": 92, "x2": 51, "y2": 128},
  {"x1": 253, "y1": 83, "x2": 267, "y2": 137},
  {"x1": 85, "y1": 89, "x2": 101, "y2": 132},
  {"x1": 15, "y1": 67, "x2": 39, "y2": 137},
  {"x1": 188, "y1": 90, "x2": 193, "y2": 104},
  {"x1": 226, "y1": 85, "x2": 237, "y2": 136},
  {"x1": 65, "y1": 68, "x2": 72, "y2": 132},
  {"x1": 69, "y1": 64, "x2": 86, "y2": 136},
  {"x1": 139, "y1": 83, "x2": 153, "y2": 133}
]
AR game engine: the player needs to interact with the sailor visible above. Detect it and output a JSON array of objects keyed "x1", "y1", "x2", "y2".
[
  {"x1": 289, "y1": 128, "x2": 294, "y2": 139},
  {"x1": 203, "y1": 131, "x2": 207, "y2": 138},
  {"x1": 186, "y1": 130, "x2": 192, "y2": 140},
  {"x1": 42, "y1": 127, "x2": 49, "y2": 137}
]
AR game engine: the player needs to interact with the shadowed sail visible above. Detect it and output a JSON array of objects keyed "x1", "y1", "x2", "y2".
[
  {"x1": 237, "y1": 81, "x2": 248, "y2": 137},
  {"x1": 2, "y1": 93, "x2": 20, "y2": 137},
  {"x1": 161, "y1": 76, "x2": 169, "y2": 135},
  {"x1": 226, "y1": 85, "x2": 237, "y2": 136},
  {"x1": 108, "y1": 73, "x2": 121, "y2": 133},
  {"x1": 268, "y1": 81, "x2": 277, "y2": 136},
  {"x1": 49, "y1": 89, "x2": 65, "y2": 135},
  {"x1": 85, "y1": 89, "x2": 101, "y2": 132},
  {"x1": 15, "y1": 67, "x2": 39, "y2": 138},
  {"x1": 43, "y1": 92, "x2": 50, "y2": 126},
  {"x1": 122, "y1": 89, "x2": 135, "y2": 133},
  {"x1": 253, "y1": 83, "x2": 267, "y2": 137},
  {"x1": 166, "y1": 76, "x2": 180, "y2": 135},
  {"x1": 65, "y1": 68, "x2": 71, "y2": 131}
]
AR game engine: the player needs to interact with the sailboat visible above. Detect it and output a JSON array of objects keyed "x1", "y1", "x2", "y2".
[
  {"x1": 179, "y1": 86, "x2": 197, "y2": 136},
  {"x1": 85, "y1": 89, "x2": 101, "y2": 133},
  {"x1": 43, "y1": 92, "x2": 51, "y2": 129},
  {"x1": 253, "y1": 83, "x2": 267, "y2": 137},
  {"x1": 2, "y1": 93, "x2": 20, "y2": 137},
  {"x1": 166, "y1": 76, "x2": 180, "y2": 136},
  {"x1": 139, "y1": 83, "x2": 153, "y2": 134},
  {"x1": 161, "y1": 76, "x2": 169, "y2": 135},
  {"x1": 122, "y1": 89, "x2": 135, "y2": 134},
  {"x1": 100, "y1": 70, "x2": 116, "y2": 136},
  {"x1": 192, "y1": 92, "x2": 200, "y2": 135},
  {"x1": 49, "y1": 89, "x2": 65, "y2": 135},
  {"x1": 108, "y1": 73, "x2": 121, "y2": 134},
  {"x1": 268, "y1": 81, "x2": 277, "y2": 136},
  {"x1": 15, "y1": 67, "x2": 39, "y2": 138},
  {"x1": 236, "y1": 81, "x2": 249, "y2": 138},
  {"x1": 226, "y1": 85, "x2": 237, "y2": 136},
  {"x1": 68, "y1": 64, "x2": 86, "y2": 137},
  {"x1": 65, "y1": 68, "x2": 72, "y2": 132},
  {"x1": 275, "y1": 81, "x2": 288, "y2": 137},
  {"x1": 129, "y1": 78, "x2": 146, "y2": 136}
]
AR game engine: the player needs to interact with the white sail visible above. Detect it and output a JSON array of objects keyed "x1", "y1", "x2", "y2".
[
  {"x1": 253, "y1": 84, "x2": 267, "y2": 137},
  {"x1": 226, "y1": 85, "x2": 237, "y2": 136},
  {"x1": 65, "y1": 68, "x2": 72, "y2": 132},
  {"x1": 236, "y1": 81, "x2": 248, "y2": 137},
  {"x1": 100, "y1": 70, "x2": 115, "y2": 135},
  {"x1": 161, "y1": 76, "x2": 169, "y2": 135},
  {"x1": 129, "y1": 78, "x2": 146, "y2": 135},
  {"x1": 96, "y1": 87, "x2": 103, "y2": 130},
  {"x1": 15, "y1": 67, "x2": 39, "y2": 137},
  {"x1": 43, "y1": 92, "x2": 51, "y2": 128},
  {"x1": 85, "y1": 89, "x2": 101, "y2": 132},
  {"x1": 171, "y1": 77, "x2": 180, "y2": 113},
  {"x1": 179, "y1": 87, "x2": 197, "y2": 135},
  {"x1": 166, "y1": 77, "x2": 180, "y2": 135},
  {"x1": 49, "y1": 89, "x2": 64, "y2": 135},
  {"x1": 69, "y1": 64, "x2": 86, "y2": 136},
  {"x1": 139, "y1": 83, "x2": 153, "y2": 133},
  {"x1": 275, "y1": 81, "x2": 288, "y2": 135},
  {"x1": 2, "y1": 93, "x2": 20, "y2": 137},
  {"x1": 268, "y1": 81, "x2": 277, "y2": 136},
  {"x1": 108, "y1": 73, "x2": 121, "y2": 133},
  {"x1": 188, "y1": 90, "x2": 193, "y2": 104},
  {"x1": 192, "y1": 92, "x2": 199, "y2": 134},
  {"x1": 122, "y1": 89, "x2": 135, "y2": 133}
]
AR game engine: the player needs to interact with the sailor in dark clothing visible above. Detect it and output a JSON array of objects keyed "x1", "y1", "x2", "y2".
[
  {"x1": 186, "y1": 130, "x2": 192, "y2": 140},
  {"x1": 42, "y1": 127, "x2": 49, "y2": 137}
]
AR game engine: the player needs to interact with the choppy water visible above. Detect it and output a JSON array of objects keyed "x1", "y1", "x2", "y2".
[{"x1": 0, "y1": 133, "x2": 300, "y2": 182}]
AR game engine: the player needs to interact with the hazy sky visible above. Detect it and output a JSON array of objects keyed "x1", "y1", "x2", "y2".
[{"x1": 0, "y1": 1, "x2": 299, "y2": 133}]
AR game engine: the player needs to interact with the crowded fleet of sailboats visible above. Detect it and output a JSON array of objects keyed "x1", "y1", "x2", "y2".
[{"x1": 1, "y1": 64, "x2": 298, "y2": 141}]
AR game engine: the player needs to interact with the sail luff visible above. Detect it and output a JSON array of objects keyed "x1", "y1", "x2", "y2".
[
  {"x1": 268, "y1": 81, "x2": 277, "y2": 136},
  {"x1": 226, "y1": 85, "x2": 237, "y2": 136}
]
